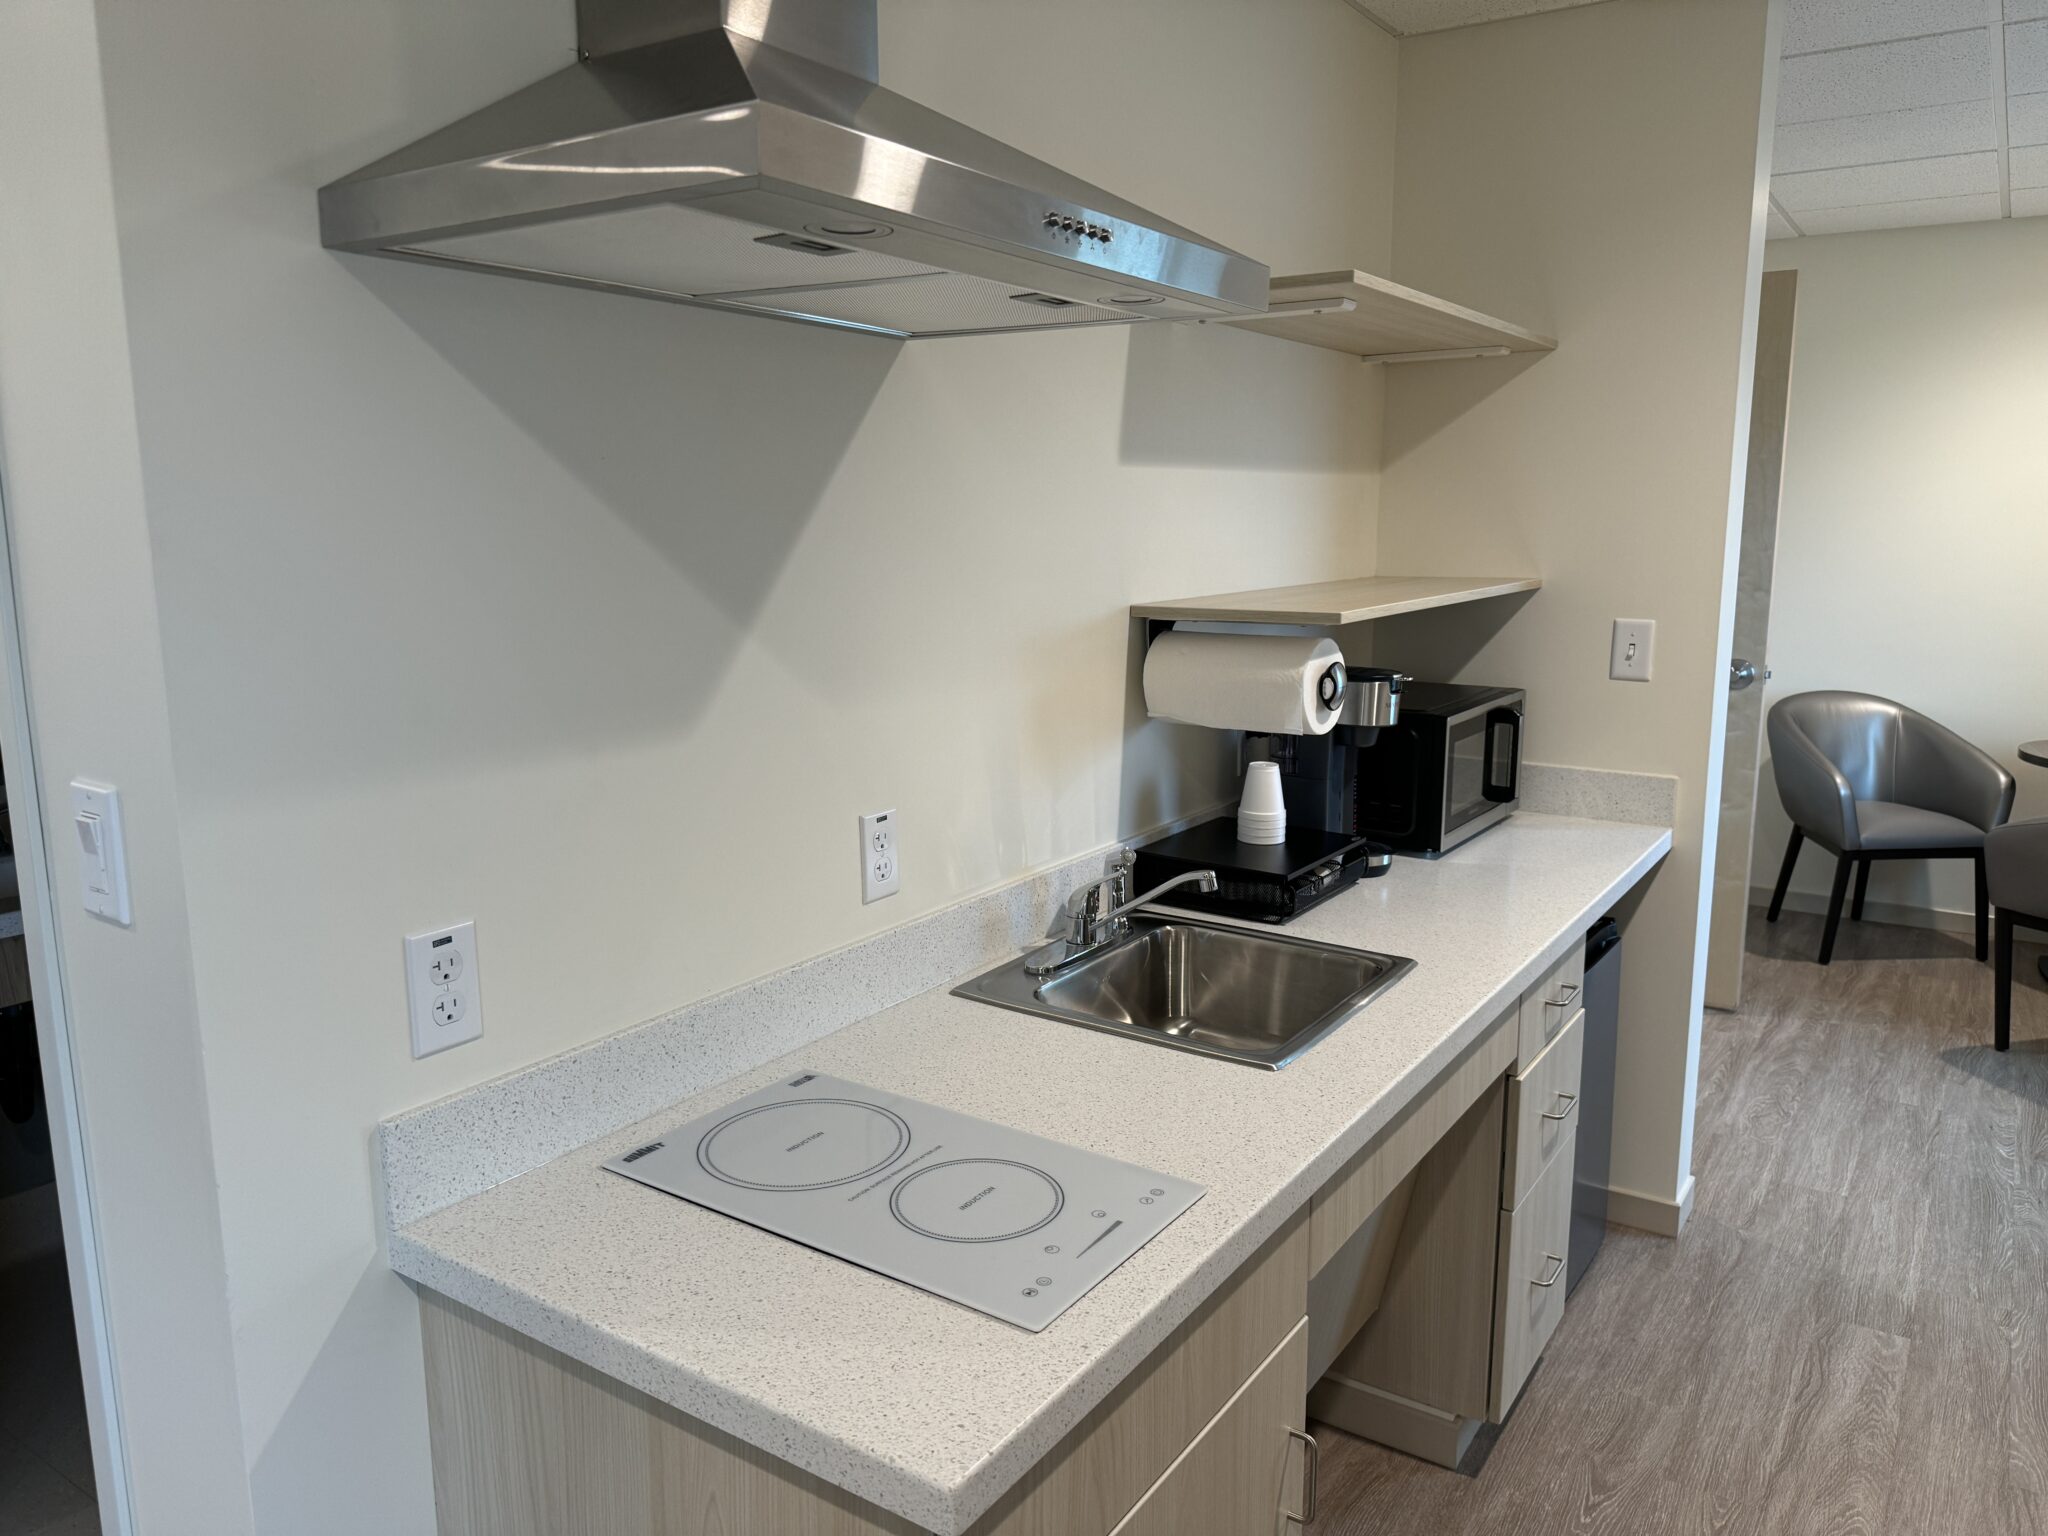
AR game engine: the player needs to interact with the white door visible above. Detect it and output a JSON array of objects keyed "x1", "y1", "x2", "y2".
[{"x1": 1706, "y1": 269, "x2": 1797, "y2": 1011}]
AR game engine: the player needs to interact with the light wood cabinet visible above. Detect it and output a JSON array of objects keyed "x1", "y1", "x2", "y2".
[
  {"x1": 1516, "y1": 939, "x2": 1585, "y2": 1063},
  {"x1": 1489, "y1": 1142, "x2": 1575, "y2": 1420},
  {"x1": 1107, "y1": 1318, "x2": 1309, "y2": 1536},
  {"x1": 420, "y1": 1210, "x2": 1311, "y2": 1536},
  {"x1": 1503, "y1": 1007, "x2": 1585, "y2": 1207}
]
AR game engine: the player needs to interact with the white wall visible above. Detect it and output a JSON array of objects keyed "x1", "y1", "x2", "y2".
[
  {"x1": 55, "y1": 1, "x2": 1399, "y2": 1528},
  {"x1": 1753, "y1": 217, "x2": 2048, "y2": 922},
  {"x1": 1369, "y1": 0, "x2": 1780, "y2": 1213},
  {"x1": 0, "y1": 3, "x2": 254, "y2": 1528}
]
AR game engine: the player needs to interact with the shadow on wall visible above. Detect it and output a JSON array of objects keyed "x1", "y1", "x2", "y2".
[
  {"x1": 295, "y1": 258, "x2": 901, "y2": 783},
  {"x1": 1378, "y1": 350, "x2": 1546, "y2": 471},
  {"x1": 1370, "y1": 591, "x2": 1537, "y2": 681},
  {"x1": 1116, "y1": 619, "x2": 1239, "y2": 844},
  {"x1": 250, "y1": 1261, "x2": 435, "y2": 1536},
  {"x1": 1118, "y1": 318, "x2": 1379, "y2": 472}
]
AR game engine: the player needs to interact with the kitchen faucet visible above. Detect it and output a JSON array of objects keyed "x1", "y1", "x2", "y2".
[{"x1": 1024, "y1": 849, "x2": 1218, "y2": 976}]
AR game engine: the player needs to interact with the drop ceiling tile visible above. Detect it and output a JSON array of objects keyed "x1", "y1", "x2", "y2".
[
  {"x1": 1766, "y1": 204, "x2": 1801, "y2": 240},
  {"x1": 2013, "y1": 186, "x2": 2048, "y2": 215},
  {"x1": 2012, "y1": 92, "x2": 2048, "y2": 144},
  {"x1": 2010, "y1": 2, "x2": 2048, "y2": 28},
  {"x1": 1782, "y1": 0, "x2": 1984, "y2": 56},
  {"x1": 2012, "y1": 142, "x2": 2048, "y2": 186},
  {"x1": 1772, "y1": 150, "x2": 1999, "y2": 210},
  {"x1": 1772, "y1": 99, "x2": 1996, "y2": 172},
  {"x1": 2009, "y1": 20, "x2": 2048, "y2": 95},
  {"x1": 1793, "y1": 192, "x2": 2002, "y2": 234},
  {"x1": 1778, "y1": 30, "x2": 1994, "y2": 124}
]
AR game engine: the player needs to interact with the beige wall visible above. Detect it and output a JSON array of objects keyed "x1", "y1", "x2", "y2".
[
  {"x1": 1754, "y1": 217, "x2": 2048, "y2": 922},
  {"x1": 62, "y1": 1, "x2": 1398, "y2": 1528},
  {"x1": 1371, "y1": 0, "x2": 1780, "y2": 1211}
]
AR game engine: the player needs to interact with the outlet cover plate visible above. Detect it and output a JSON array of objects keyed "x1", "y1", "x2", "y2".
[{"x1": 407, "y1": 920, "x2": 483, "y2": 1058}]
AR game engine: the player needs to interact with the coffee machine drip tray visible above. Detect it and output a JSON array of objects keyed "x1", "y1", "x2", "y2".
[{"x1": 1133, "y1": 817, "x2": 1387, "y2": 925}]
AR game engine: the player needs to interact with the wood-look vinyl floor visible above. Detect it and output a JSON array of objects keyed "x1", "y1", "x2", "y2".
[{"x1": 1307, "y1": 909, "x2": 2048, "y2": 1536}]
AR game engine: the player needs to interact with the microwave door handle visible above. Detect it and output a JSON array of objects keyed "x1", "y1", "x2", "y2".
[{"x1": 1484, "y1": 706, "x2": 1522, "y2": 803}]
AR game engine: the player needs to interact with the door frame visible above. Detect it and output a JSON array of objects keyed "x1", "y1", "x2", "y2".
[
  {"x1": 0, "y1": 464, "x2": 134, "y2": 1534},
  {"x1": 1705, "y1": 266, "x2": 1798, "y2": 1010}
]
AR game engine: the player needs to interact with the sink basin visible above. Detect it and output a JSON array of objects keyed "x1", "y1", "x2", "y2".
[{"x1": 954, "y1": 914, "x2": 1413, "y2": 1069}]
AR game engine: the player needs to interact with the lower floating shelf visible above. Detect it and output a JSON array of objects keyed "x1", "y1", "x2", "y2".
[{"x1": 1132, "y1": 575, "x2": 1541, "y2": 628}]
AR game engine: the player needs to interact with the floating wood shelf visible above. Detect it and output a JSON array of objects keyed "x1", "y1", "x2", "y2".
[
  {"x1": 1133, "y1": 575, "x2": 1541, "y2": 628},
  {"x1": 1214, "y1": 271, "x2": 1556, "y2": 363}
]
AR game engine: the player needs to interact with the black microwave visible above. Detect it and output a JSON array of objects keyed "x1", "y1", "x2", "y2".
[{"x1": 1353, "y1": 683, "x2": 1524, "y2": 855}]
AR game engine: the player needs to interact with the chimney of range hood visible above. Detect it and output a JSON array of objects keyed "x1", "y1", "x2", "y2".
[{"x1": 576, "y1": 0, "x2": 879, "y2": 78}]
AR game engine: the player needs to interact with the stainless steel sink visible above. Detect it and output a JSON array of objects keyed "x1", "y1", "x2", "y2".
[{"x1": 954, "y1": 914, "x2": 1413, "y2": 1070}]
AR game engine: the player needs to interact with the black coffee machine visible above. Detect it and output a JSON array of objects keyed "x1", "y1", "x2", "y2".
[
  {"x1": 1132, "y1": 669, "x2": 1406, "y2": 925},
  {"x1": 1256, "y1": 667, "x2": 1407, "y2": 835}
]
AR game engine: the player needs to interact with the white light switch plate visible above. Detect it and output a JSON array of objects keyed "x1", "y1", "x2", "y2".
[
  {"x1": 70, "y1": 781, "x2": 131, "y2": 926},
  {"x1": 406, "y1": 920, "x2": 484, "y2": 1058},
  {"x1": 1610, "y1": 619, "x2": 1656, "y2": 682},
  {"x1": 861, "y1": 809, "x2": 899, "y2": 904}
]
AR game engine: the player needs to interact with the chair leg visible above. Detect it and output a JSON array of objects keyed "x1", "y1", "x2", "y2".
[
  {"x1": 1767, "y1": 827, "x2": 1804, "y2": 923},
  {"x1": 1851, "y1": 857, "x2": 1871, "y2": 922},
  {"x1": 1974, "y1": 850, "x2": 1990, "y2": 963},
  {"x1": 1819, "y1": 855, "x2": 1853, "y2": 965},
  {"x1": 1995, "y1": 908, "x2": 2014, "y2": 1052}
]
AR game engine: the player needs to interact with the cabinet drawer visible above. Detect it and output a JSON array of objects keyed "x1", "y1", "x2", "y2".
[
  {"x1": 1516, "y1": 939, "x2": 1586, "y2": 1065},
  {"x1": 1489, "y1": 1145, "x2": 1574, "y2": 1421},
  {"x1": 1110, "y1": 1317, "x2": 1309, "y2": 1536},
  {"x1": 1503, "y1": 1009, "x2": 1585, "y2": 1208}
]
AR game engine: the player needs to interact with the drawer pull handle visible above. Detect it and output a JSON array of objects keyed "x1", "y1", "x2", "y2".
[
  {"x1": 1532, "y1": 1253, "x2": 1566, "y2": 1288},
  {"x1": 1282, "y1": 1427, "x2": 1319, "y2": 1525},
  {"x1": 1543, "y1": 982, "x2": 1582, "y2": 1011},
  {"x1": 1541, "y1": 1092, "x2": 1579, "y2": 1122}
]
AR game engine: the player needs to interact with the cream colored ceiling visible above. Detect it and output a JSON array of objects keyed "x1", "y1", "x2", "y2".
[
  {"x1": 1342, "y1": 0, "x2": 1614, "y2": 36},
  {"x1": 1771, "y1": 0, "x2": 2044, "y2": 238}
]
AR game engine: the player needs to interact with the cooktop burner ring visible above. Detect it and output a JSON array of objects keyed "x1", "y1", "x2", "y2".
[
  {"x1": 695, "y1": 1098, "x2": 912, "y2": 1191},
  {"x1": 888, "y1": 1157, "x2": 1066, "y2": 1244}
]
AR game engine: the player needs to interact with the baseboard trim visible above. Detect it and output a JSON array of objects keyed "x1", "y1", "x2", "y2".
[
  {"x1": 1748, "y1": 886, "x2": 1975, "y2": 937},
  {"x1": 1309, "y1": 1374, "x2": 1482, "y2": 1469},
  {"x1": 1605, "y1": 1174, "x2": 1694, "y2": 1238}
]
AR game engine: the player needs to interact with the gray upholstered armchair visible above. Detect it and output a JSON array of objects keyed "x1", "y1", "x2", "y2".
[
  {"x1": 1766, "y1": 691, "x2": 2015, "y2": 965},
  {"x1": 1988, "y1": 818, "x2": 2048, "y2": 1050}
]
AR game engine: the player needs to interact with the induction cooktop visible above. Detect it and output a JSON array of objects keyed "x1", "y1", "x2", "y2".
[{"x1": 603, "y1": 1072, "x2": 1205, "y2": 1331}]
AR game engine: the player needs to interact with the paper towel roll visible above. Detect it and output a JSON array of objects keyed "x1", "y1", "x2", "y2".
[{"x1": 1143, "y1": 631, "x2": 1346, "y2": 736}]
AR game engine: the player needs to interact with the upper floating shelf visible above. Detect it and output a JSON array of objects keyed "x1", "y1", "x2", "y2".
[
  {"x1": 1133, "y1": 575, "x2": 1541, "y2": 628},
  {"x1": 1216, "y1": 270, "x2": 1557, "y2": 363}
]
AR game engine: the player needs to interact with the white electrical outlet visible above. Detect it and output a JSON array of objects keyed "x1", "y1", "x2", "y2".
[
  {"x1": 407, "y1": 920, "x2": 483, "y2": 1058},
  {"x1": 1610, "y1": 618, "x2": 1656, "y2": 682},
  {"x1": 860, "y1": 809, "x2": 899, "y2": 904}
]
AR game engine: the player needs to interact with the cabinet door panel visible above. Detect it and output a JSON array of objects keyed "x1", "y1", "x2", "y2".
[
  {"x1": 1504, "y1": 1008, "x2": 1585, "y2": 1207},
  {"x1": 1516, "y1": 940, "x2": 1586, "y2": 1064},
  {"x1": 1490, "y1": 1146, "x2": 1574, "y2": 1420},
  {"x1": 1110, "y1": 1318, "x2": 1308, "y2": 1536}
]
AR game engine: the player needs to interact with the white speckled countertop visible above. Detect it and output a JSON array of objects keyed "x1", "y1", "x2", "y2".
[{"x1": 391, "y1": 813, "x2": 1669, "y2": 1533}]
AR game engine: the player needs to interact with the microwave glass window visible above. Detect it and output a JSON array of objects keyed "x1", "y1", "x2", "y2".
[{"x1": 1446, "y1": 715, "x2": 1489, "y2": 830}]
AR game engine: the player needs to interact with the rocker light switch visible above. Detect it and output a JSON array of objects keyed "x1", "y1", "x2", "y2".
[{"x1": 71, "y1": 780, "x2": 132, "y2": 926}]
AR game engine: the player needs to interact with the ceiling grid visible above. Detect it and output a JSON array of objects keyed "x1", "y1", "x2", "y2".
[
  {"x1": 1343, "y1": 0, "x2": 2044, "y2": 238},
  {"x1": 1771, "y1": 0, "x2": 2043, "y2": 236}
]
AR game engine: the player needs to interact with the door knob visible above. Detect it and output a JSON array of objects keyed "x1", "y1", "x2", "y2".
[{"x1": 1729, "y1": 658, "x2": 1770, "y2": 691}]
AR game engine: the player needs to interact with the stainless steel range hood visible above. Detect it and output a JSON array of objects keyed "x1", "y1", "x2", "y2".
[{"x1": 318, "y1": 0, "x2": 1269, "y2": 338}]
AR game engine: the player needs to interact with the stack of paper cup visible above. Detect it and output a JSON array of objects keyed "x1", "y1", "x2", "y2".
[{"x1": 1238, "y1": 761, "x2": 1287, "y2": 845}]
